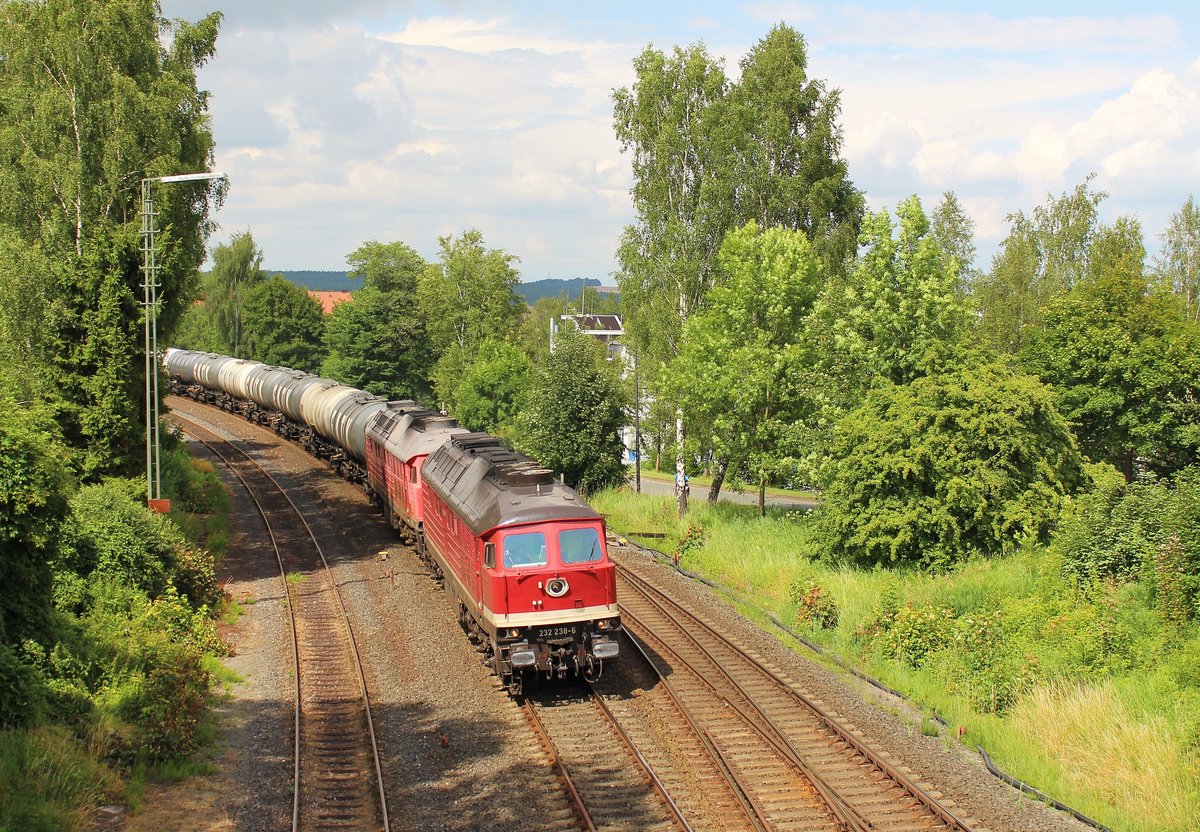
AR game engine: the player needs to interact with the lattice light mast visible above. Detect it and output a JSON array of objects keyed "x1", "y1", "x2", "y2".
[{"x1": 142, "y1": 171, "x2": 225, "y2": 508}]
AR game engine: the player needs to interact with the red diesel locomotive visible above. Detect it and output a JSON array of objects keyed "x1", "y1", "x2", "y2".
[{"x1": 166, "y1": 349, "x2": 621, "y2": 694}]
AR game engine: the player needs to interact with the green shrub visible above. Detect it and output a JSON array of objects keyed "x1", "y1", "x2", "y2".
[
  {"x1": 926, "y1": 610, "x2": 1029, "y2": 714},
  {"x1": 788, "y1": 576, "x2": 839, "y2": 629},
  {"x1": 872, "y1": 604, "x2": 957, "y2": 667},
  {"x1": 0, "y1": 400, "x2": 72, "y2": 646},
  {"x1": 160, "y1": 446, "x2": 229, "y2": 515},
  {"x1": 60, "y1": 481, "x2": 172, "y2": 598},
  {"x1": 818, "y1": 363, "x2": 1085, "y2": 570},
  {"x1": 1055, "y1": 465, "x2": 1200, "y2": 620},
  {"x1": 0, "y1": 644, "x2": 45, "y2": 728},
  {"x1": 58, "y1": 480, "x2": 224, "y2": 609},
  {"x1": 119, "y1": 647, "x2": 210, "y2": 760},
  {"x1": 674, "y1": 524, "x2": 706, "y2": 561}
]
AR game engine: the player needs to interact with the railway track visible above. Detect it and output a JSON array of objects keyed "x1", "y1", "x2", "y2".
[
  {"x1": 173, "y1": 411, "x2": 390, "y2": 832},
  {"x1": 521, "y1": 682, "x2": 690, "y2": 832},
  {"x1": 616, "y1": 562, "x2": 975, "y2": 832}
]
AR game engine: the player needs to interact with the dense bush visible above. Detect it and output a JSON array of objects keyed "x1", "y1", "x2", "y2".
[
  {"x1": 56, "y1": 480, "x2": 223, "y2": 610},
  {"x1": 160, "y1": 445, "x2": 229, "y2": 515},
  {"x1": 787, "y1": 576, "x2": 839, "y2": 629},
  {"x1": 0, "y1": 643, "x2": 45, "y2": 727},
  {"x1": 819, "y1": 363, "x2": 1086, "y2": 569},
  {"x1": 0, "y1": 402, "x2": 72, "y2": 647},
  {"x1": 1055, "y1": 465, "x2": 1200, "y2": 621}
]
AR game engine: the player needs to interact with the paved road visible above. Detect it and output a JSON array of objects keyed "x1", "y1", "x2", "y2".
[{"x1": 630, "y1": 475, "x2": 818, "y2": 509}]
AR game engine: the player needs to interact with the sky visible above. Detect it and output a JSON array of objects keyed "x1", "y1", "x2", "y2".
[{"x1": 159, "y1": 1, "x2": 1200, "y2": 283}]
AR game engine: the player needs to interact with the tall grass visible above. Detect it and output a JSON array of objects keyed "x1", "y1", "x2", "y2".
[
  {"x1": 594, "y1": 485, "x2": 1200, "y2": 832},
  {"x1": 0, "y1": 727, "x2": 117, "y2": 832},
  {"x1": 1008, "y1": 680, "x2": 1198, "y2": 831}
]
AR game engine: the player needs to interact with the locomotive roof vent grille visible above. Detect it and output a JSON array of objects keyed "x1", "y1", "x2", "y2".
[
  {"x1": 504, "y1": 467, "x2": 555, "y2": 487},
  {"x1": 410, "y1": 412, "x2": 461, "y2": 432}
]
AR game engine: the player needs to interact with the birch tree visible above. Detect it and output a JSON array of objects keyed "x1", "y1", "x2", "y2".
[
  {"x1": 614, "y1": 28, "x2": 860, "y2": 514},
  {"x1": 0, "y1": 0, "x2": 222, "y2": 476},
  {"x1": 613, "y1": 43, "x2": 735, "y2": 516},
  {"x1": 1156, "y1": 195, "x2": 1200, "y2": 323}
]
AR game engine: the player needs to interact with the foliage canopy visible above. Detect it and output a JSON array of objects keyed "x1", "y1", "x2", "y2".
[
  {"x1": 518, "y1": 325, "x2": 627, "y2": 495},
  {"x1": 0, "y1": 0, "x2": 222, "y2": 476},
  {"x1": 819, "y1": 363, "x2": 1086, "y2": 570}
]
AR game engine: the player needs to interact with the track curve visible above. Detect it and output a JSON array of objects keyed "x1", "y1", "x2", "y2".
[{"x1": 173, "y1": 410, "x2": 391, "y2": 832}]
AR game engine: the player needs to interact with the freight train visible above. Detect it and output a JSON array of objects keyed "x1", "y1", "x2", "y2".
[{"x1": 164, "y1": 349, "x2": 620, "y2": 695}]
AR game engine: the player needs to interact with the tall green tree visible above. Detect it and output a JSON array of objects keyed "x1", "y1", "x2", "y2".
[
  {"x1": 976, "y1": 175, "x2": 1107, "y2": 353},
  {"x1": 518, "y1": 325, "x2": 627, "y2": 495},
  {"x1": 0, "y1": 0, "x2": 222, "y2": 476},
  {"x1": 322, "y1": 286, "x2": 432, "y2": 400},
  {"x1": 1021, "y1": 224, "x2": 1200, "y2": 480},
  {"x1": 204, "y1": 230, "x2": 266, "y2": 357},
  {"x1": 613, "y1": 42, "x2": 734, "y2": 515},
  {"x1": 614, "y1": 28, "x2": 861, "y2": 514},
  {"x1": 1155, "y1": 195, "x2": 1200, "y2": 323},
  {"x1": 453, "y1": 338, "x2": 532, "y2": 441},
  {"x1": 612, "y1": 43, "x2": 732, "y2": 365},
  {"x1": 930, "y1": 190, "x2": 979, "y2": 293},
  {"x1": 729, "y1": 23, "x2": 863, "y2": 269},
  {"x1": 665, "y1": 222, "x2": 821, "y2": 509},
  {"x1": 416, "y1": 229, "x2": 524, "y2": 409},
  {"x1": 239, "y1": 274, "x2": 326, "y2": 372},
  {"x1": 812, "y1": 195, "x2": 972, "y2": 412},
  {"x1": 347, "y1": 239, "x2": 426, "y2": 295}
]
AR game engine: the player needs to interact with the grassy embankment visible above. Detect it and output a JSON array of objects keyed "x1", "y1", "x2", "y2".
[
  {"x1": 593, "y1": 488, "x2": 1200, "y2": 832},
  {"x1": 0, "y1": 449, "x2": 235, "y2": 831}
]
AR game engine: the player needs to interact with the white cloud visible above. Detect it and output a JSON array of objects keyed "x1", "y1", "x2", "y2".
[
  {"x1": 168, "y1": 1, "x2": 1200, "y2": 276},
  {"x1": 749, "y1": 3, "x2": 1177, "y2": 52}
]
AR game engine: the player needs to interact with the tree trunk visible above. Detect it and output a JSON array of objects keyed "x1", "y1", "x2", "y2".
[
  {"x1": 675, "y1": 408, "x2": 687, "y2": 517},
  {"x1": 758, "y1": 476, "x2": 766, "y2": 517},
  {"x1": 707, "y1": 456, "x2": 729, "y2": 503},
  {"x1": 1123, "y1": 448, "x2": 1135, "y2": 483}
]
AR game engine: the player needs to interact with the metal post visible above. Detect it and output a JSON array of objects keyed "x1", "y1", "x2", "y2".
[
  {"x1": 141, "y1": 170, "x2": 224, "y2": 510},
  {"x1": 634, "y1": 349, "x2": 641, "y2": 494},
  {"x1": 141, "y1": 178, "x2": 158, "y2": 503}
]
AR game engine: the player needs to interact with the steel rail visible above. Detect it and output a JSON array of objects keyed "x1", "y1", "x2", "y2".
[
  {"x1": 619, "y1": 631, "x2": 772, "y2": 832},
  {"x1": 174, "y1": 411, "x2": 391, "y2": 832},
  {"x1": 621, "y1": 563, "x2": 976, "y2": 832},
  {"x1": 618, "y1": 598, "x2": 866, "y2": 831},
  {"x1": 587, "y1": 687, "x2": 695, "y2": 832},
  {"x1": 522, "y1": 700, "x2": 597, "y2": 832}
]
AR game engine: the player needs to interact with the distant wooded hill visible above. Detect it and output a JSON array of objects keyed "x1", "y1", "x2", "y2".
[{"x1": 275, "y1": 272, "x2": 609, "y2": 305}]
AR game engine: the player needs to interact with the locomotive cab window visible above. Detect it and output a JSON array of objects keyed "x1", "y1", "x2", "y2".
[
  {"x1": 559, "y1": 528, "x2": 603, "y2": 564},
  {"x1": 503, "y1": 532, "x2": 547, "y2": 568}
]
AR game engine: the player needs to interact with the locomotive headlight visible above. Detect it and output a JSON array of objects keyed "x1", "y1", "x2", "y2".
[
  {"x1": 504, "y1": 628, "x2": 522, "y2": 639},
  {"x1": 545, "y1": 577, "x2": 569, "y2": 598},
  {"x1": 596, "y1": 617, "x2": 621, "y2": 631},
  {"x1": 510, "y1": 649, "x2": 537, "y2": 667},
  {"x1": 592, "y1": 640, "x2": 619, "y2": 659}
]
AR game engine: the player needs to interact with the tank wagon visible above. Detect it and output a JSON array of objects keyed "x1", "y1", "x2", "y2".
[{"x1": 164, "y1": 348, "x2": 621, "y2": 693}]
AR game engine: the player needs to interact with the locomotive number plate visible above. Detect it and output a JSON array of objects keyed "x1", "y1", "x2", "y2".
[{"x1": 536, "y1": 625, "x2": 580, "y2": 640}]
